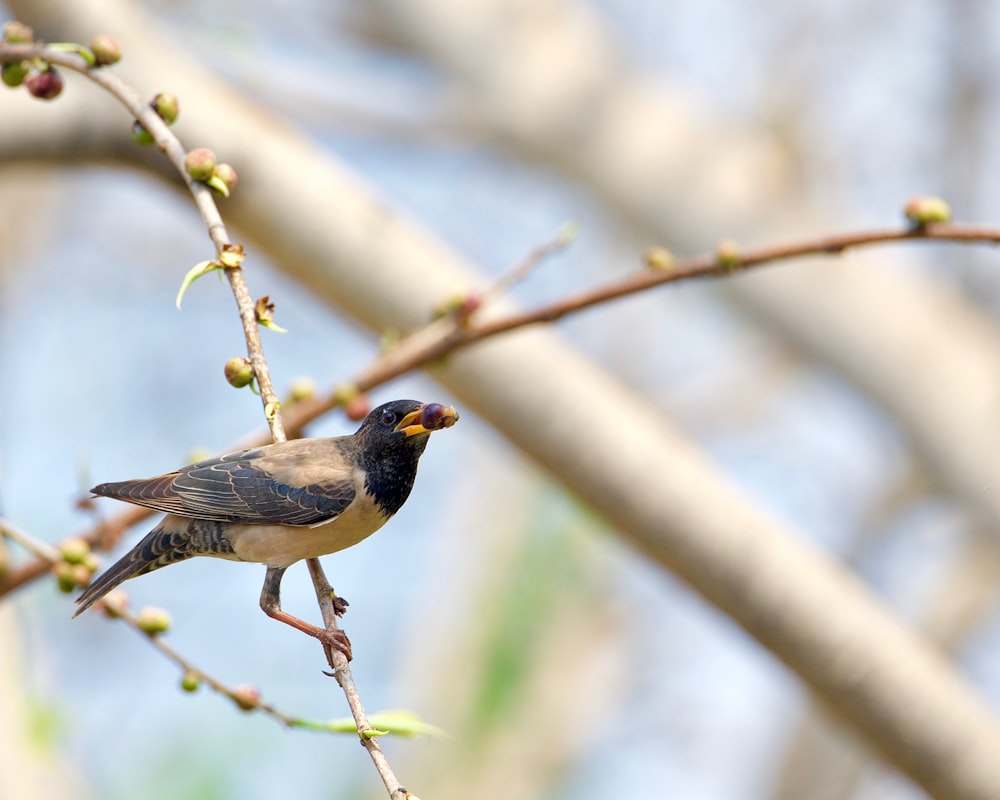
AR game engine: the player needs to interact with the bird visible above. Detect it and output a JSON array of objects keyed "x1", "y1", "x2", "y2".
[{"x1": 75, "y1": 399, "x2": 458, "y2": 659}]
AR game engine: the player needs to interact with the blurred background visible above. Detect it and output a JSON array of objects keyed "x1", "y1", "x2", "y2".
[{"x1": 2, "y1": 1, "x2": 1000, "y2": 799}]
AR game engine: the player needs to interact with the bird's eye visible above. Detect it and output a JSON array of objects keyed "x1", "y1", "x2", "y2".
[{"x1": 381, "y1": 409, "x2": 397, "y2": 426}]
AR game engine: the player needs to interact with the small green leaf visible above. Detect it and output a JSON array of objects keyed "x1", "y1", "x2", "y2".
[
  {"x1": 366, "y1": 709, "x2": 447, "y2": 739},
  {"x1": 206, "y1": 174, "x2": 230, "y2": 197},
  {"x1": 303, "y1": 717, "x2": 359, "y2": 734},
  {"x1": 47, "y1": 42, "x2": 96, "y2": 66},
  {"x1": 176, "y1": 260, "x2": 220, "y2": 309}
]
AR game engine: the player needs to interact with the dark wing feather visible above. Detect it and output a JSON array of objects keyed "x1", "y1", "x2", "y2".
[{"x1": 92, "y1": 441, "x2": 357, "y2": 526}]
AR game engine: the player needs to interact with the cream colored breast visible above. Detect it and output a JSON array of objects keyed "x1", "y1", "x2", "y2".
[{"x1": 226, "y1": 495, "x2": 390, "y2": 568}]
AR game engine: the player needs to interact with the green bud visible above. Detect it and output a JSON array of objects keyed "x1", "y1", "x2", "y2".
[
  {"x1": 184, "y1": 148, "x2": 217, "y2": 181},
  {"x1": 332, "y1": 383, "x2": 360, "y2": 405},
  {"x1": 136, "y1": 606, "x2": 172, "y2": 635},
  {"x1": 224, "y1": 357, "x2": 254, "y2": 388},
  {"x1": 904, "y1": 195, "x2": 952, "y2": 226},
  {"x1": 288, "y1": 377, "x2": 316, "y2": 403},
  {"x1": 151, "y1": 91, "x2": 179, "y2": 124},
  {"x1": 1, "y1": 60, "x2": 30, "y2": 88},
  {"x1": 90, "y1": 34, "x2": 122, "y2": 66},
  {"x1": 644, "y1": 245, "x2": 674, "y2": 271},
  {"x1": 2, "y1": 21, "x2": 34, "y2": 44},
  {"x1": 54, "y1": 562, "x2": 76, "y2": 593},
  {"x1": 130, "y1": 120, "x2": 155, "y2": 146},
  {"x1": 212, "y1": 163, "x2": 238, "y2": 194},
  {"x1": 180, "y1": 671, "x2": 200, "y2": 693},
  {"x1": 60, "y1": 536, "x2": 91, "y2": 565},
  {"x1": 715, "y1": 240, "x2": 741, "y2": 269}
]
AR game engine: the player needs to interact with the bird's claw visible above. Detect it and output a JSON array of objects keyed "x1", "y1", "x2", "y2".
[
  {"x1": 318, "y1": 627, "x2": 353, "y2": 662},
  {"x1": 331, "y1": 594, "x2": 349, "y2": 617}
]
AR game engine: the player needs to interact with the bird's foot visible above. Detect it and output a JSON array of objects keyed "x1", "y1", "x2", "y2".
[
  {"x1": 331, "y1": 594, "x2": 349, "y2": 617},
  {"x1": 317, "y1": 627, "x2": 353, "y2": 662}
]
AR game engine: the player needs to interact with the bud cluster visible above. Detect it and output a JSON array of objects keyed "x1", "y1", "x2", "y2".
[{"x1": 53, "y1": 537, "x2": 99, "y2": 593}]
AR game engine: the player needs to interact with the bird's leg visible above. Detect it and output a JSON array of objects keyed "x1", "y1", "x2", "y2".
[{"x1": 259, "y1": 566, "x2": 352, "y2": 661}]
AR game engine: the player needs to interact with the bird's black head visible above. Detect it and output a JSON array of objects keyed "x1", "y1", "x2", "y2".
[{"x1": 354, "y1": 399, "x2": 459, "y2": 516}]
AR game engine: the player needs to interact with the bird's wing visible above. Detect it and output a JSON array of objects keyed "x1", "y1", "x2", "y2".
[{"x1": 91, "y1": 441, "x2": 357, "y2": 526}]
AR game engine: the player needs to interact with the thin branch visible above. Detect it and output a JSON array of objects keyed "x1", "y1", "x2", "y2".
[
  {"x1": 1, "y1": 42, "x2": 285, "y2": 443},
  {"x1": 466, "y1": 222, "x2": 1000, "y2": 341},
  {"x1": 306, "y1": 559, "x2": 411, "y2": 799}
]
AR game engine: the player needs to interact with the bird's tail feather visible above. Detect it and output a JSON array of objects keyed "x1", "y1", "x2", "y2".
[{"x1": 74, "y1": 521, "x2": 194, "y2": 616}]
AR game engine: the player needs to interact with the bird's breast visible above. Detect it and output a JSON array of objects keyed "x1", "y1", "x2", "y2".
[{"x1": 226, "y1": 497, "x2": 390, "y2": 568}]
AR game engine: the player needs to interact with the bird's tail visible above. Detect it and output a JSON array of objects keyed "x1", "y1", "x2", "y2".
[{"x1": 74, "y1": 518, "x2": 195, "y2": 616}]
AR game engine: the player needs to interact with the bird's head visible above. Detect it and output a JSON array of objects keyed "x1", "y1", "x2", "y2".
[{"x1": 355, "y1": 399, "x2": 459, "y2": 454}]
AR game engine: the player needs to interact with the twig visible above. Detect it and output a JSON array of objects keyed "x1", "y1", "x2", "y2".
[
  {"x1": 481, "y1": 220, "x2": 578, "y2": 302},
  {"x1": 112, "y1": 601, "x2": 301, "y2": 726},
  {"x1": 306, "y1": 559, "x2": 411, "y2": 799},
  {"x1": 0, "y1": 42, "x2": 285, "y2": 443}
]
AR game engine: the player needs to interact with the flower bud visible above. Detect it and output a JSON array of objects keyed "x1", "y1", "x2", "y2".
[
  {"x1": 2, "y1": 21, "x2": 33, "y2": 44},
  {"x1": 644, "y1": 245, "x2": 674, "y2": 271},
  {"x1": 54, "y1": 562, "x2": 77, "y2": 593},
  {"x1": 212, "y1": 163, "x2": 238, "y2": 193},
  {"x1": 715, "y1": 240, "x2": 741, "y2": 269},
  {"x1": 71, "y1": 564, "x2": 92, "y2": 588},
  {"x1": 136, "y1": 606, "x2": 172, "y2": 635},
  {"x1": 60, "y1": 537, "x2": 91, "y2": 565},
  {"x1": 180, "y1": 671, "x2": 200, "y2": 693},
  {"x1": 904, "y1": 195, "x2": 952, "y2": 226},
  {"x1": 224, "y1": 357, "x2": 254, "y2": 388},
  {"x1": 131, "y1": 120, "x2": 155, "y2": 146},
  {"x1": 184, "y1": 148, "x2": 217, "y2": 181},
  {"x1": 287, "y1": 377, "x2": 316, "y2": 403},
  {"x1": 25, "y1": 68, "x2": 63, "y2": 100},
  {"x1": 233, "y1": 684, "x2": 260, "y2": 711},
  {"x1": 90, "y1": 34, "x2": 122, "y2": 66},
  {"x1": 1, "y1": 60, "x2": 29, "y2": 88},
  {"x1": 151, "y1": 91, "x2": 179, "y2": 124},
  {"x1": 345, "y1": 393, "x2": 371, "y2": 422}
]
